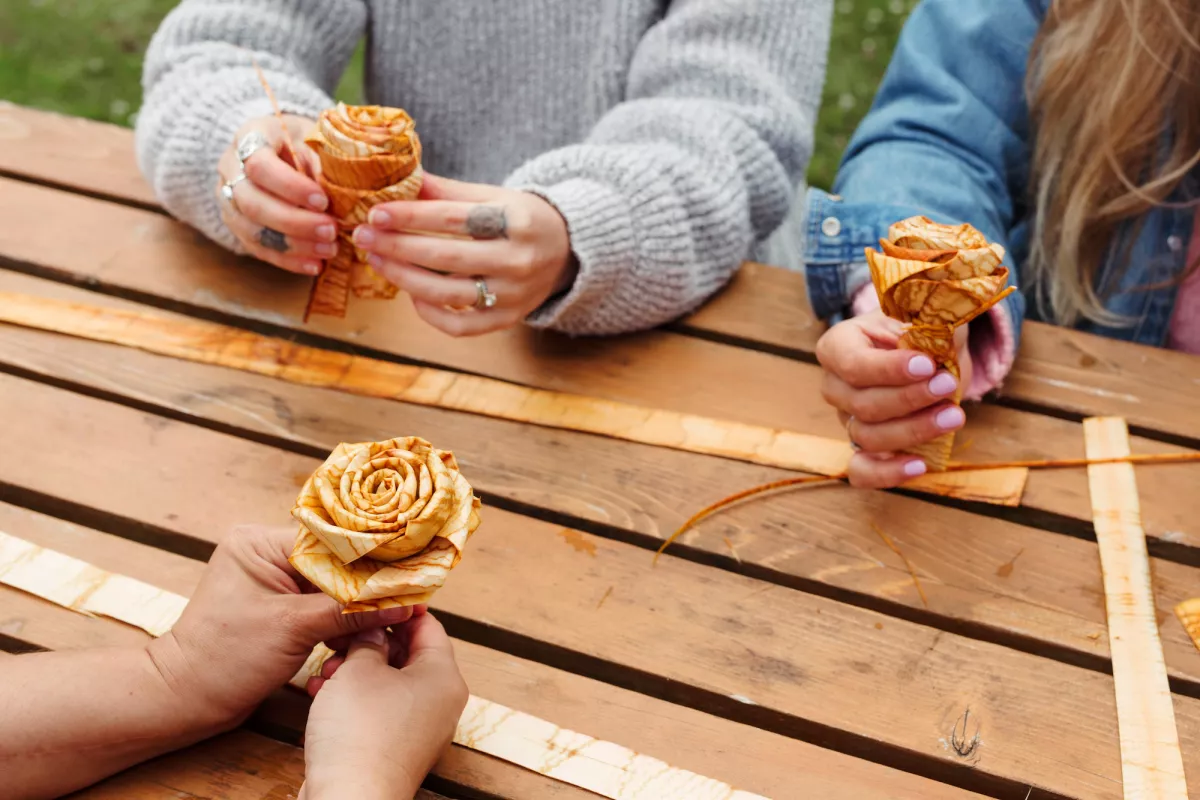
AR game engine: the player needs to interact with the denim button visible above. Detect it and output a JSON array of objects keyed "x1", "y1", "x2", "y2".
[
  {"x1": 1168, "y1": 235, "x2": 1183, "y2": 252},
  {"x1": 821, "y1": 217, "x2": 842, "y2": 238}
]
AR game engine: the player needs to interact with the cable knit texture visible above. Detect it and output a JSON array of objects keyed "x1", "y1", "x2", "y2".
[{"x1": 136, "y1": 0, "x2": 830, "y2": 335}]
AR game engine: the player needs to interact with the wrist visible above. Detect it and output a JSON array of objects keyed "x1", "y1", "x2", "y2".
[{"x1": 143, "y1": 633, "x2": 246, "y2": 733}]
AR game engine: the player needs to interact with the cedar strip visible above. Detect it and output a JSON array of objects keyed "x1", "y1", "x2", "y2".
[
  {"x1": 2, "y1": 382, "x2": 1199, "y2": 796},
  {"x1": 14, "y1": 178, "x2": 1200, "y2": 536},
  {"x1": 2, "y1": 286, "x2": 1200, "y2": 692},
  {"x1": 0, "y1": 506, "x2": 973, "y2": 800},
  {"x1": 3, "y1": 103, "x2": 1197, "y2": 443},
  {"x1": 0, "y1": 290, "x2": 1025, "y2": 505},
  {"x1": 1084, "y1": 418, "x2": 1189, "y2": 798}
]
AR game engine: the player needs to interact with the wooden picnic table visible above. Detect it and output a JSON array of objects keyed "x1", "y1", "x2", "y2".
[{"x1": 1, "y1": 102, "x2": 1199, "y2": 799}]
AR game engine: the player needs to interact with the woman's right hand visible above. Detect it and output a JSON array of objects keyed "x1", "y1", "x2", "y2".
[
  {"x1": 299, "y1": 609, "x2": 469, "y2": 800},
  {"x1": 815, "y1": 310, "x2": 970, "y2": 489},
  {"x1": 215, "y1": 114, "x2": 338, "y2": 276}
]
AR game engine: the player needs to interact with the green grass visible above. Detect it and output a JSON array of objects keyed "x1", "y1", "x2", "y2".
[{"x1": 0, "y1": 0, "x2": 912, "y2": 190}]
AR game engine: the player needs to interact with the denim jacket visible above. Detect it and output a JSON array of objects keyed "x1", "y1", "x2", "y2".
[{"x1": 803, "y1": 0, "x2": 1195, "y2": 353}]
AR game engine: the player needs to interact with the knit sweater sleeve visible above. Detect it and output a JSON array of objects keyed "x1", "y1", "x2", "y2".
[
  {"x1": 504, "y1": 0, "x2": 832, "y2": 336},
  {"x1": 134, "y1": 0, "x2": 366, "y2": 252}
]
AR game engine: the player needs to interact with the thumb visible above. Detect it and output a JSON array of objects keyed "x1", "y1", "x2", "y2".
[
  {"x1": 344, "y1": 627, "x2": 390, "y2": 666},
  {"x1": 286, "y1": 592, "x2": 415, "y2": 646}
]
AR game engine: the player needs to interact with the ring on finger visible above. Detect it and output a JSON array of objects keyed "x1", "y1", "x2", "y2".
[
  {"x1": 846, "y1": 415, "x2": 862, "y2": 451},
  {"x1": 220, "y1": 172, "x2": 249, "y2": 214},
  {"x1": 237, "y1": 131, "x2": 272, "y2": 166},
  {"x1": 473, "y1": 276, "x2": 497, "y2": 310}
]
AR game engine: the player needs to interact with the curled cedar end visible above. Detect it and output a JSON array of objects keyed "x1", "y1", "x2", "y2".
[
  {"x1": 866, "y1": 216, "x2": 1014, "y2": 471},
  {"x1": 303, "y1": 103, "x2": 424, "y2": 318},
  {"x1": 289, "y1": 436, "x2": 481, "y2": 613},
  {"x1": 1176, "y1": 598, "x2": 1200, "y2": 653}
]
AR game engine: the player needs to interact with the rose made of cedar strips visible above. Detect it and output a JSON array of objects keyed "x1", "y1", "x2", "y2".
[
  {"x1": 303, "y1": 103, "x2": 424, "y2": 318},
  {"x1": 864, "y1": 216, "x2": 1014, "y2": 472},
  {"x1": 289, "y1": 437, "x2": 480, "y2": 612}
]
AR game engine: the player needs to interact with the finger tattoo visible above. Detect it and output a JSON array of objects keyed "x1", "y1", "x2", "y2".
[
  {"x1": 466, "y1": 205, "x2": 508, "y2": 240},
  {"x1": 259, "y1": 227, "x2": 289, "y2": 253}
]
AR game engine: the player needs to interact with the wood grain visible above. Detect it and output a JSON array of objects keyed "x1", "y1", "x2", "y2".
[
  {"x1": 3, "y1": 381, "x2": 1200, "y2": 797},
  {"x1": 0, "y1": 506, "x2": 978, "y2": 800},
  {"x1": 0, "y1": 103, "x2": 157, "y2": 207},
  {"x1": 1085, "y1": 418, "x2": 1189, "y2": 798},
  {"x1": 3, "y1": 276, "x2": 1200, "y2": 690},
  {"x1": 3, "y1": 103, "x2": 1198, "y2": 442},
  {"x1": 5, "y1": 185, "x2": 1200, "y2": 545}
]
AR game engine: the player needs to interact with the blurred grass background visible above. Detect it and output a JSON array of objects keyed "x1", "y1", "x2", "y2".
[{"x1": 0, "y1": 0, "x2": 915, "y2": 190}]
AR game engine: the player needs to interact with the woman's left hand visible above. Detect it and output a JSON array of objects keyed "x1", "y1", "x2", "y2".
[{"x1": 352, "y1": 173, "x2": 577, "y2": 336}]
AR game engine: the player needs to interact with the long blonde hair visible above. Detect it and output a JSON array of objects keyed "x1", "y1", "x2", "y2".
[{"x1": 1027, "y1": 0, "x2": 1200, "y2": 326}]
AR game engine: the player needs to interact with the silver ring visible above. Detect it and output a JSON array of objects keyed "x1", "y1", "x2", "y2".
[
  {"x1": 847, "y1": 416, "x2": 862, "y2": 451},
  {"x1": 236, "y1": 131, "x2": 272, "y2": 166},
  {"x1": 473, "y1": 277, "x2": 497, "y2": 310},
  {"x1": 220, "y1": 172, "x2": 249, "y2": 214}
]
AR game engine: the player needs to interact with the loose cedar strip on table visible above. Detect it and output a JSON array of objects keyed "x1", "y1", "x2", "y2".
[
  {"x1": 5, "y1": 272, "x2": 1200, "y2": 695},
  {"x1": 0, "y1": 503, "x2": 984, "y2": 800},
  {"x1": 2, "y1": 101, "x2": 1198, "y2": 444},
  {"x1": 3, "y1": 377, "x2": 1200, "y2": 798},
  {"x1": 5, "y1": 177, "x2": 1200, "y2": 555}
]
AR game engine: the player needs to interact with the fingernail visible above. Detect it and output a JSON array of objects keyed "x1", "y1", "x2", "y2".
[
  {"x1": 308, "y1": 193, "x2": 328, "y2": 211},
  {"x1": 907, "y1": 356, "x2": 935, "y2": 378},
  {"x1": 316, "y1": 242, "x2": 338, "y2": 257},
  {"x1": 904, "y1": 460, "x2": 927, "y2": 478},
  {"x1": 369, "y1": 209, "x2": 391, "y2": 227},
  {"x1": 316, "y1": 224, "x2": 336, "y2": 242},
  {"x1": 357, "y1": 627, "x2": 387, "y2": 646},
  {"x1": 928, "y1": 373, "x2": 957, "y2": 397},
  {"x1": 367, "y1": 253, "x2": 383, "y2": 268},
  {"x1": 936, "y1": 406, "x2": 966, "y2": 431},
  {"x1": 378, "y1": 605, "x2": 414, "y2": 625},
  {"x1": 303, "y1": 262, "x2": 321, "y2": 275},
  {"x1": 353, "y1": 226, "x2": 375, "y2": 246}
]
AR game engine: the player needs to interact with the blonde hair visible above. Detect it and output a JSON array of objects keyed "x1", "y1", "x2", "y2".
[{"x1": 1026, "y1": 0, "x2": 1200, "y2": 326}]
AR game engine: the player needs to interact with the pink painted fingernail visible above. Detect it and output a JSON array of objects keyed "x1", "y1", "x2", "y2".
[
  {"x1": 308, "y1": 193, "x2": 328, "y2": 211},
  {"x1": 936, "y1": 406, "x2": 966, "y2": 431},
  {"x1": 904, "y1": 460, "x2": 927, "y2": 478},
  {"x1": 353, "y1": 226, "x2": 375, "y2": 246},
  {"x1": 367, "y1": 253, "x2": 384, "y2": 268},
  {"x1": 316, "y1": 242, "x2": 338, "y2": 257},
  {"x1": 316, "y1": 224, "x2": 336, "y2": 241},
  {"x1": 303, "y1": 262, "x2": 321, "y2": 275},
  {"x1": 928, "y1": 373, "x2": 957, "y2": 397},
  {"x1": 368, "y1": 209, "x2": 391, "y2": 227},
  {"x1": 907, "y1": 355, "x2": 935, "y2": 378}
]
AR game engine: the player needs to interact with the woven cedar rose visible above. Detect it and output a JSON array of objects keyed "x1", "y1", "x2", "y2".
[
  {"x1": 289, "y1": 436, "x2": 481, "y2": 612},
  {"x1": 865, "y1": 216, "x2": 1014, "y2": 471},
  {"x1": 303, "y1": 103, "x2": 424, "y2": 318}
]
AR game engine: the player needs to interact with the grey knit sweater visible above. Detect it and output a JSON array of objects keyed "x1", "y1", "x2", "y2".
[{"x1": 136, "y1": 0, "x2": 830, "y2": 335}]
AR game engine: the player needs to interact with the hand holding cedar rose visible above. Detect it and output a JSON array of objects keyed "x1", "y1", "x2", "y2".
[{"x1": 289, "y1": 437, "x2": 481, "y2": 612}]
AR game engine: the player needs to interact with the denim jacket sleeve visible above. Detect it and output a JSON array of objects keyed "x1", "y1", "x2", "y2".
[{"x1": 804, "y1": 0, "x2": 1045, "y2": 351}]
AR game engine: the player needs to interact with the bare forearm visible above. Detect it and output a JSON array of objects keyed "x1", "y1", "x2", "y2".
[{"x1": 0, "y1": 647, "x2": 233, "y2": 799}]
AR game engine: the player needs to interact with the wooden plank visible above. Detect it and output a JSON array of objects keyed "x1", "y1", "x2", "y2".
[
  {"x1": 2, "y1": 381, "x2": 1199, "y2": 797},
  {"x1": 1085, "y1": 418, "x2": 1189, "y2": 798},
  {"x1": 0, "y1": 103, "x2": 157, "y2": 207},
  {"x1": 4, "y1": 275, "x2": 1200, "y2": 689},
  {"x1": 6, "y1": 182, "x2": 1200, "y2": 543},
  {"x1": 3, "y1": 103, "x2": 1198, "y2": 443},
  {"x1": 0, "y1": 505, "x2": 977, "y2": 800},
  {"x1": 68, "y1": 730, "x2": 454, "y2": 800}
]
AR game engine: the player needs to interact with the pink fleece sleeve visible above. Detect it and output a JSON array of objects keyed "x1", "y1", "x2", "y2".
[{"x1": 848, "y1": 284, "x2": 1016, "y2": 400}]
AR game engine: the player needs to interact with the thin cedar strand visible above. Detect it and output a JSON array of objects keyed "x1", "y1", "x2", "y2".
[
  {"x1": 871, "y1": 522, "x2": 929, "y2": 609},
  {"x1": 654, "y1": 474, "x2": 843, "y2": 563},
  {"x1": 656, "y1": 450, "x2": 1200, "y2": 562},
  {"x1": 251, "y1": 57, "x2": 299, "y2": 171}
]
